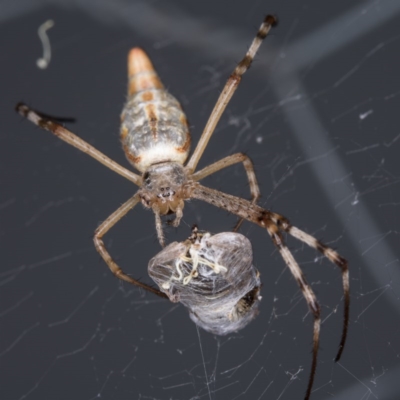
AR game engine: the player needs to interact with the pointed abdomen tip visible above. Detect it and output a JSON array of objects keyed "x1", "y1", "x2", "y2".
[
  {"x1": 127, "y1": 47, "x2": 164, "y2": 95},
  {"x1": 128, "y1": 47, "x2": 155, "y2": 77}
]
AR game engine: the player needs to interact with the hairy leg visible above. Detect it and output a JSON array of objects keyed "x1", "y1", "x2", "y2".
[
  {"x1": 192, "y1": 152, "x2": 260, "y2": 230},
  {"x1": 16, "y1": 103, "x2": 142, "y2": 186},
  {"x1": 94, "y1": 194, "x2": 167, "y2": 298},
  {"x1": 186, "y1": 15, "x2": 277, "y2": 173}
]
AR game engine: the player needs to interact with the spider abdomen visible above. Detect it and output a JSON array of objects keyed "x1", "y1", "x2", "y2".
[{"x1": 120, "y1": 48, "x2": 191, "y2": 172}]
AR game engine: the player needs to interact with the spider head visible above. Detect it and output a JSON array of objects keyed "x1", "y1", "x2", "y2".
[{"x1": 139, "y1": 162, "x2": 187, "y2": 215}]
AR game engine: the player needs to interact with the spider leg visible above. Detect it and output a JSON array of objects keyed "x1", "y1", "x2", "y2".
[
  {"x1": 265, "y1": 222, "x2": 321, "y2": 400},
  {"x1": 16, "y1": 103, "x2": 142, "y2": 186},
  {"x1": 192, "y1": 152, "x2": 260, "y2": 231},
  {"x1": 185, "y1": 15, "x2": 277, "y2": 174},
  {"x1": 94, "y1": 194, "x2": 167, "y2": 298},
  {"x1": 188, "y1": 183, "x2": 350, "y2": 400},
  {"x1": 270, "y1": 213, "x2": 350, "y2": 361}
]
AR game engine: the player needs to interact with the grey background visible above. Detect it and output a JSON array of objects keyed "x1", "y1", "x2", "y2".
[{"x1": 1, "y1": 0, "x2": 400, "y2": 399}]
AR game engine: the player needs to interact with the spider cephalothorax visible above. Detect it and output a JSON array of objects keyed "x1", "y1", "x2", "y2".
[{"x1": 139, "y1": 162, "x2": 187, "y2": 226}]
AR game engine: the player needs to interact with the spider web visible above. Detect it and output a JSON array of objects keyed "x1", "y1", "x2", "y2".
[{"x1": 2, "y1": 0, "x2": 400, "y2": 399}]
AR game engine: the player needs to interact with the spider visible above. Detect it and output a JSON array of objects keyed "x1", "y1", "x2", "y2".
[
  {"x1": 148, "y1": 225, "x2": 262, "y2": 336},
  {"x1": 16, "y1": 15, "x2": 349, "y2": 399}
]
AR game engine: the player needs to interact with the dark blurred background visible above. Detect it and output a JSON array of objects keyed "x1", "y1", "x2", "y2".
[{"x1": 1, "y1": 0, "x2": 400, "y2": 399}]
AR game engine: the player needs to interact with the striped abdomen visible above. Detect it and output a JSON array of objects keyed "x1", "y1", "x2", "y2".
[{"x1": 120, "y1": 48, "x2": 190, "y2": 173}]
